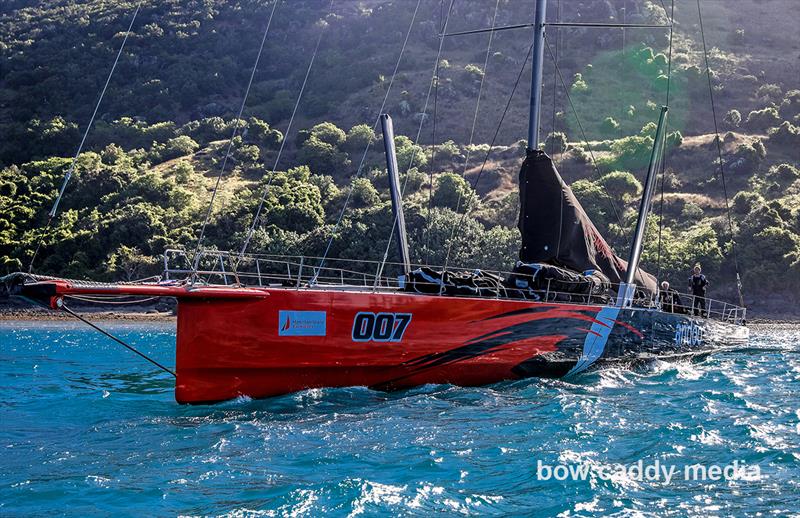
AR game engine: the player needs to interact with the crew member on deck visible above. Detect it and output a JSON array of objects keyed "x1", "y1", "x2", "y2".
[
  {"x1": 689, "y1": 264, "x2": 709, "y2": 317},
  {"x1": 659, "y1": 281, "x2": 683, "y2": 313}
]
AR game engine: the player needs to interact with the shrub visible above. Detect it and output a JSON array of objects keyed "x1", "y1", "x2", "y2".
[
  {"x1": 298, "y1": 135, "x2": 350, "y2": 175},
  {"x1": 246, "y1": 117, "x2": 282, "y2": 149},
  {"x1": 640, "y1": 122, "x2": 658, "y2": 137},
  {"x1": 148, "y1": 135, "x2": 200, "y2": 163},
  {"x1": 598, "y1": 171, "x2": 642, "y2": 202},
  {"x1": 601, "y1": 117, "x2": 619, "y2": 134},
  {"x1": 173, "y1": 161, "x2": 194, "y2": 183},
  {"x1": 344, "y1": 124, "x2": 376, "y2": 153},
  {"x1": 309, "y1": 122, "x2": 346, "y2": 147},
  {"x1": 401, "y1": 168, "x2": 427, "y2": 193},
  {"x1": 432, "y1": 172, "x2": 478, "y2": 213},
  {"x1": 755, "y1": 83, "x2": 783, "y2": 103},
  {"x1": 463, "y1": 64, "x2": 484, "y2": 80},
  {"x1": 101, "y1": 144, "x2": 126, "y2": 165},
  {"x1": 727, "y1": 140, "x2": 766, "y2": 174},
  {"x1": 545, "y1": 132, "x2": 568, "y2": 154},
  {"x1": 179, "y1": 117, "x2": 231, "y2": 145},
  {"x1": 666, "y1": 130, "x2": 683, "y2": 148},
  {"x1": 767, "y1": 121, "x2": 800, "y2": 148},
  {"x1": 432, "y1": 140, "x2": 462, "y2": 163},
  {"x1": 349, "y1": 177, "x2": 380, "y2": 208},
  {"x1": 766, "y1": 163, "x2": 800, "y2": 187},
  {"x1": 570, "y1": 146, "x2": 591, "y2": 164},
  {"x1": 745, "y1": 106, "x2": 781, "y2": 131},
  {"x1": 234, "y1": 144, "x2": 260, "y2": 165},
  {"x1": 780, "y1": 89, "x2": 800, "y2": 119},
  {"x1": 723, "y1": 109, "x2": 741, "y2": 129},
  {"x1": 394, "y1": 135, "x2": 427, "y2": 169},
  {"x1": 609, "y1": 134, "x2": 654, "y2": 170},
  {"x1": 732, "y1": 191, "x2": 764, "y2": 215},
  {"x1": 571, "y1": 73, "x2": 588, "y2": 93}
]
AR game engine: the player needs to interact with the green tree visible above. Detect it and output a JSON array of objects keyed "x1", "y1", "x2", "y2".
[
  {"x1": 256, "y1": 166, "x2": 324, "y2": 233},
  {"x1": 105, "y1": 245, "x2": 159, "y2": 281},
  {"x1": 344, "y1": 124, "x2": 376, "y2": 153},
  {"x1": 432, "y1": 172, "x2": 478, "y2": 213},
  {"x1": 394, "y1": 135, "x2": 427, "y2": 170},
  {"x1": 350, "y1": 177, "x2": 380, "y2": 208},
  {"x1": 745, "y1": 106, "x2": 781, "y2": 131},
  {"x1": 723, "y1": 109, "x2": 742, "y2": 129},
  {"x1": 598, "y1": 171, "x2": 642, "y2": 203},
  {"x1": 298, "y1": 123, "x2": 350, "y2": 175}
]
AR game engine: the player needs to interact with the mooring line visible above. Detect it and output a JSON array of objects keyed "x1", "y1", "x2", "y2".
[{"x1": 59, "y1": 301, "x2": 176, "y2": 378}]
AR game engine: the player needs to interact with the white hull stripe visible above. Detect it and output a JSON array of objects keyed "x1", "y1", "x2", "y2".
[{"x1": 566, "y1": 306, "x2": 621, "y2": 376}]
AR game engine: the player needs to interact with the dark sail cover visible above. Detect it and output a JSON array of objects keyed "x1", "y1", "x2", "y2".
[{"x1": 518, "y1": 150, "x2": 657, "y2": 295}]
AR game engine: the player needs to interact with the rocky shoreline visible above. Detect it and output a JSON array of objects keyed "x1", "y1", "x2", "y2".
[{"x1": 0, "y1": 297, "x2": 176, "y2": 321}]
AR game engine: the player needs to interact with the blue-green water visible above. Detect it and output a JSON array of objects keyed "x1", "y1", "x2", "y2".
[{"x1": 1, "y1": 321, "x2": 799, "y2": 516}]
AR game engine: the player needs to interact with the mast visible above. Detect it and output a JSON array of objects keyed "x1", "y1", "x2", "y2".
[
  {"x1": 380, "y1": 114, "x2": 411, "y2": 274},
  {"x1": 527, "y1": 0, "x2": 548, "y2": 150},
  {"x1": 616, "y1": 105, "x2": 669, "y2": 306}
]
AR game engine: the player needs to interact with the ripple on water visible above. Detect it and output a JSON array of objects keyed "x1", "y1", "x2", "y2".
[{"x1": 1, "y1": 321, "x2": 799, "y2": 515}]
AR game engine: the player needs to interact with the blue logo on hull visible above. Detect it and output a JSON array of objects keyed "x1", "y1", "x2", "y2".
[{"x1": 278, "y1": 310, "x2": 327, "y2": 336}]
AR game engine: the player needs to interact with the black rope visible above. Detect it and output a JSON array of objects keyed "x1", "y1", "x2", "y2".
[
  {"x1": 696, "y1": 0, "x2": 745, "y2": 307},
  {"x1": 60, "y1": 302, "x2": 176, "y2": 377}
]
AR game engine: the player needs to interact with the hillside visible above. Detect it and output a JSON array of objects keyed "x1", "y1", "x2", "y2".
[{"x1": 1, "y1": 0, "x2": 798, "y2": 314}]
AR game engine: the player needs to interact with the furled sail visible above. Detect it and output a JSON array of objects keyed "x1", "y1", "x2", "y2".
[{"x1": 518, "y1": 149, "x2": 657, "y2": 295}]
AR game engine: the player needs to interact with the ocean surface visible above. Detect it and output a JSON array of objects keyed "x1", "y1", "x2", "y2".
[{"x1": 1, "y1": 321, "x2": 798, "y2": 516}]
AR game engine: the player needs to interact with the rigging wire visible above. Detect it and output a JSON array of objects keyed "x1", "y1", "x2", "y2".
[
  {"x1": 439, "y1": 40, "x2": 535, "y2": 270},
  {"x1": 59, "y1": 301, "x2": 176, "y2": 378},
  {"x1": 436, "y1": 0, "x2": 501, "y2": 271},
  {"x1": 542, "y1": 33, "x2": 624, "y2": 228},
  {"x1": 424, "y1": 0, "x2": 448, "y2": 264},
  {"x1": 65, "y1": 294, "x2": 160, "y2": 305},
  {"x1": 312, "y1": 0, "x2": 453, "y2": 284},
  {"x1": 696, "y1": 0, "x2": 745, "y2": 307},
  {"x1": 655, "y1": 0, "x2": 675, "y2": 286},
  {"x1": 28, "y1": 0, "x2": 144, "y2": 273},
  {"x1": 549, "y1": 0, "x2": 561, "y2": 157},
  {"x1": 238, "y1": 0, "x2": 336, "y2": 260},
  {"x1": 552, "y1": 0, "x2": 563, "y2": 257},
  {"x1": 192, "y1": 0, "x2": 281, "y2": 266}
]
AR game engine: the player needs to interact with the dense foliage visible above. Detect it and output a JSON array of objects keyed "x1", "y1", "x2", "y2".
[{"x1": 1, "y1": 0, "x2": 798, "y2": 308}]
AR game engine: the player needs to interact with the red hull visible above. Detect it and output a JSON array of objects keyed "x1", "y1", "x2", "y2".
[
  {"x1": 174, "y1": 288, "x2": 607, "y2": 403},
  {"x1": 17, "y1": 280, "x2": 746, "y2": 403}
]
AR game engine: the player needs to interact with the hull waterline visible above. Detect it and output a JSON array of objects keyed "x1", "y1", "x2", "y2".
[{"x1": 15, "y1": 279, "x2": 748, "y2": 404}]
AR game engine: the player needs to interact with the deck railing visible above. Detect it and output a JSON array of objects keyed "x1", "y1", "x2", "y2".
[{"x1": 162, "y1": 249, "x2": 746, "y2": 324}]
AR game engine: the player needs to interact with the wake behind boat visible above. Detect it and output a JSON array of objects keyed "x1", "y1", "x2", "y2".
[{"x1": 3, "y1": 0, "x2": 749, "y2": 403}]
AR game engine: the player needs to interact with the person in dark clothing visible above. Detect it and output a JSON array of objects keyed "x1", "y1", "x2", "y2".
[
  {"x1": 659, "y1": 281, "x2": 684, "y2": 314},
  {"x1": 689, "y1": 264, "x2": 709, "y2": 316}
]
